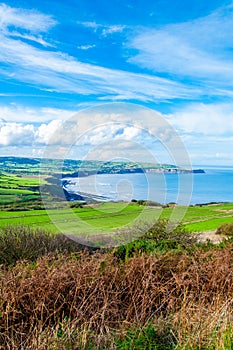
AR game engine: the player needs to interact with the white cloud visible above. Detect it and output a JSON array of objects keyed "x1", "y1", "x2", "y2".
[
  {"x1": 0, "y1": 3, "x2": 56, "y2": 32},
  {"x1": 76, "y1": 124, "x2": 141, "y2": 146},
  {"x1": 0, "y1": 105, "x2": 74, "y2": 123},
  {"x1": 128, "y1": 3, "x2": 233, "y2": 89},
  {"x1": 36, "y1": 119, "x2": 63, "y2": 144},
  {"x1": 77, "y1": 21, "x2": 126, "y2": 37},
  {"x1": 102, "y1": 25, "x2": 126, "y2": 36},
  {"x1": 9, "y1": 31, "x2": 54, "y2": 47},
  {"x1": 167, "y1": 103, "x2": 233, "y2": 135},
  {"x1": 0, "y1": 4, "x2": 202, "y2": 102},
  {"x1": 76, "y1": 21, "x2": 100, "y2": 31},
  {"x1": 161, "y1": 102, "x2": 233, "y2": 165},
  {"x1": 77, "y1": 44, "x2": 96, "y2": 50},
  {"x1": 0, "y1": 31, "x2": 192, "y2": 100},
  {"x1": 0, "y1": 118, "x2": 71, "y2": 147},
  {"x1": 116, "y1": 126, "x2": 140, "y2": 140},
  {"x1": 0, "y1": 103, "x2": 232, "y2": 165},
  {"x1": 1, "y1": 3, "x2": 233, "y2": 104},
  {"x1": 0, "y1": 105, "x2": 77, "y2": 147},
  {"x1": 0, "y1": 122, "x2": 35, "y2": 146}
]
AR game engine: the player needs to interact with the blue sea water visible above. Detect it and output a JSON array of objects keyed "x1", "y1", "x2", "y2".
[
  {"x1": 68, "y1": 166, "x2": 233, "y2": 205},
  {"x1": 189, "y1": 166, "x2": 233, "y2": 204}
]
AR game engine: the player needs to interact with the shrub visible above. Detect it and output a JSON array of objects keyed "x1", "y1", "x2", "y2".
[
  {"x1": 144, "y1": 220, "x2": 198, "y2": 244},
  {"x1": 136, "y1": 199, "x2": 162, "y2": 206},
  {"x1": 137, "y1": 199, "x2": 146, "y2": 205},
  {"x1": 216, "y1": 223, "x2": 233, "y2": 236},
  {"x1": 114, "y1": 220, "x2": 198, "y2": 261},
  {"x1": 114, "y1": 238, "x2": 155, "y2": 260},
  {"x1": 70, "y1": 201, "x2": 84, "y2": 208},
  {"x1": 0, "y1": 225, "x2": 85, "y2": 265}
]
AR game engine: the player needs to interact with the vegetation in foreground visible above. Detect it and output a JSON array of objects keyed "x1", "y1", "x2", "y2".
[{"x1": 0, "y1": 224, "x2": 232, "y2": 349}]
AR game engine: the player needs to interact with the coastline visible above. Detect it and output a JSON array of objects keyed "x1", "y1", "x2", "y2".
[
  {"x1": 62, "y1": 167, "x2": 205, "y2": 178},
  {"x1": 61, "y1": 167, "x2": 233, "y2": 205}
]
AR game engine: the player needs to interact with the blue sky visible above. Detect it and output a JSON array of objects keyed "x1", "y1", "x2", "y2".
[{"x1": 0, "y1": 0, "x2": 233, "y2": 165}]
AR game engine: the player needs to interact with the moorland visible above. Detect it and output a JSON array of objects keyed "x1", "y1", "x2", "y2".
[{"x1": 0, "y1": 156, "x2": 232, "y2": 349}]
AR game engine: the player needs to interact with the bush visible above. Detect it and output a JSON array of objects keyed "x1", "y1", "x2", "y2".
[
  {"x1": 0, "y1": 225, "x2": 85, "y2": 265},
  {"x1": 70, "y1": 202, "x2": 84, "y2": 208},
  {"x1": 114, "y1": 238, "x2": 155, "y2": 260},
  {"x1": 136, "y1": 199, "x2": 162, "y2": 206},
  {"x1": 114, "y1": 220, "x2": 198, "y2": 261},
  {"x1": 144, "y1": 220, "x2": 198, "y2": 244},
  {"x1": 137, "y1": 199, "x2": 146, "y2": 205},
  {"x1": 216, "y1": 223, "x2": 233, "y2": 236}
]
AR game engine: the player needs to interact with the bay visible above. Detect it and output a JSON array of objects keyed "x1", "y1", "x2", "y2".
[{"x1": 66, "y1": 166, "x2": 233, "y2": 205}]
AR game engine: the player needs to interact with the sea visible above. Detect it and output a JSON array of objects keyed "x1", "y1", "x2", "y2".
[{"x1": 66, "y1": 165, "x2": 233, "y2": 205}]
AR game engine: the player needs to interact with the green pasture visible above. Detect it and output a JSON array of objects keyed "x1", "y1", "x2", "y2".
[
  {"x1": 0, "y1": 173, "x2": 47, "y2": 204},
  {"x1": 0, "y1": 201, "x2": 232, "y2": 234},
  {"x1": 185, "y1": 216, "x2": 233, "y2": 231},
  {"x1": 0, "y1": 173, "x2": 42, "y2": 188},
  {"x1": 0, "y1": 188, "x2": 35, "y2": 195},
  {"x1": 0, "y1": 203, "x2": 155, "y2": 234},
  {"x1": 182, "y1": 203, "x2": 233, "y2": 231}
]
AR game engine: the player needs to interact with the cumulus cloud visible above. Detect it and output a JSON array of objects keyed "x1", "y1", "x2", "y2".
[
  {"x1": 76, "y1": 124, "x2": 141, "y2": 146},
  {"x1": 1, "y1": 103, "x2": 232, "y2": 164},
  {"x1": 36, "y1": 120, "x2": 63, "y2": 144},
  {"x1": 0, "y1": 119, "x2": 67, "y2": 147},
  {"x1": 0, "y1": 112, "x2": 146, "y2": 149},
  {"x1": 0, "y1": 122, "x2": 35, "y2": 146}
]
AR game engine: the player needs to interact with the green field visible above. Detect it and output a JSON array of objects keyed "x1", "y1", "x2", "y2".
[
  {"x1": 0, "y1": 173, "x2": 46, "y2": 205},
  {"x1": 0, "y1": 203, "x2": 151, "y2": 233},
  {"x1": 0, "y1": 201, "x2": 233, "y2": 234},
  {"x1": 182, "y1": 203, "x2": 233, "y2": 231},
  {"x1": 0, "y1": 163, "x2": 232, "y2": 235}
]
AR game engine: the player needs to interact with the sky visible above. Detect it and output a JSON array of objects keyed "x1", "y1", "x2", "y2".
[{"x1": 0, "y1": 0, "x2": 233, "y2": 165}]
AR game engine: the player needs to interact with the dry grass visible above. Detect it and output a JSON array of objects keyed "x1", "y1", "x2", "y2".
[{"x1": 0, "y1": 241, "x2": 232, "y2": 349}]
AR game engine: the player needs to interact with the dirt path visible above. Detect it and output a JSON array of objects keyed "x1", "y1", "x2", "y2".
[{"x1": 197, "y1": 230, "x2": 226, "y2": 244}]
